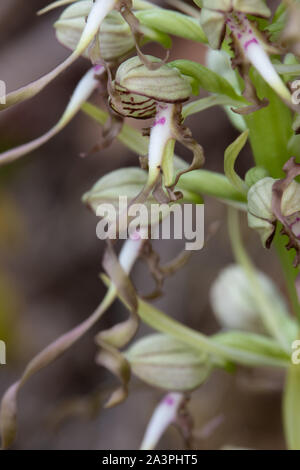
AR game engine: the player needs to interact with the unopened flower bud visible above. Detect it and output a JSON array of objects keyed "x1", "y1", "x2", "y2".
[
  {"x1": 110, "y1": 55, "x2": 192, "y2": 118},
  {"x1": 55, "y1": 6, "x2": 135, "y2": 63},
  {"x1": 82, "y1": 167, "x2": 148, "y2": 214},
  {"x1": 247, "y1": 177, "x2": 276, "y2": 247},
  {"x1": 210, "y1": 264, "x2": 287, "y2": 333},
  {"x1": 126, "y1": 333, "x2": 212, "y2": 391},
  {"x1": 247, "y1": 176, "x2": 300, "y2": 248}
]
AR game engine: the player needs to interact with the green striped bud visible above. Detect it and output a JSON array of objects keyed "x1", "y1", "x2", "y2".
[
  {"x1": 126, "y1": 334, "x2": 212, "y2": 391},
  {"x1": 110, "y1": 55, "x2": 192, "y2": 119},
  {"x1": 55, "y1": 5, "x2": 135, "y2": 63},
  {"x1": 247, "y1": 176, "x2": 300, "y2": 248}
]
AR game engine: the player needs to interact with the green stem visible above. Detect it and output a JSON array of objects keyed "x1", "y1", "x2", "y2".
[
  {"x1": 275, "y1": 232, "x2": 300, "y2": 319},
  {"x1": 283, "y1": 365, "x2": 300, "y2": 450}
]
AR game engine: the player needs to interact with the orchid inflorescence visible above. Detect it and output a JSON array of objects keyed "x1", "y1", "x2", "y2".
[{"x1": 1, "y1": 0, "x2": 300, "y2": 451}]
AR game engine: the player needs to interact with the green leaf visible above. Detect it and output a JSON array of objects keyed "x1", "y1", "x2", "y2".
[
  {"x1": 224, "y1": 130, "x2": 249, "y2": 194},
  {"x1": 141, "y1": 25, "x2": 172, "y2": 49},
  {"x1": 244, "y1": 70, "x2": 294, "y2": 178},
  {"x1": 284, "y1": 365, "x2": 300, "y2": 450},
  {"x1": 170, "y1": 60, "x2": 248, "y2": 103},
  {"x1": 263, "y1": 3, "x2": 287, "y2": 41},
  {"x1": 293, "y1": 113, "x2": 300, "y2": 134},
  {"x1": 182, "y1": 95, "x2": 244, "y2": 119},
  {"x1": 135, "y1": 9, "x2": 207, "y2": 43}
]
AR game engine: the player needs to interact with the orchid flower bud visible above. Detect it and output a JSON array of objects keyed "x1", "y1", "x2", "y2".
[
  {"x1": 210, "y1": 264, "x2": 287, "y2": 334},
  {"x1": 110, "y1": 55, "x2": 192, "y2": 119},
  {"x1": 83, "y1": 166, "x2": 202, "y2": 210},
  {"x1": 108, "y1": 55, "x2": 200, "y2": 213},
  {"x1": 126, "y1": 333, "x2": 212, "y2": 391},
  {"x1": 83, "y1": 167, "x2": 157, "y2": 233},
  {"x1": 247, "y1": 174, "x2": 300, "y2": 249},
  {"x1": 55, "y1": 5, "x2": 135, "y2": 63},
  {"x1": 110, "y1": 55, "x2": 202, "y2": 196},
  {"x1": 247, "y1": 177, "x2": 277, "y2": 247}
]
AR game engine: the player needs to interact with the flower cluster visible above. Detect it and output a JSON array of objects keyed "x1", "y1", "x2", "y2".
[{"x1": 0, "y1": 0, "x2": 300, "y2": 451}]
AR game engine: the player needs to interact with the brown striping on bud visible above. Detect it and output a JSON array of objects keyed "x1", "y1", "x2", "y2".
[{"x1": 112, "y1": 83, "x2": 157, "y2": 118}]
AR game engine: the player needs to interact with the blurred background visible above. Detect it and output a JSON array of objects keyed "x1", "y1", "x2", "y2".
[{"x1": 0, "y1": 0, "x2": 288, "y2": 450}]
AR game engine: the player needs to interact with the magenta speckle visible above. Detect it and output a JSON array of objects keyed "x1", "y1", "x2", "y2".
[
  {"x1": 244, "y1": 38, "x2": 258, "y2": 51},
  {"x1": 153, "y1": 117, "x2": 166, "y2": 127},
  {"x1": 164, "y1": 396, "x2": 175, "y2": 406},
  {"x1": 131, "y1": 231, "x2": 141, "y2": 241},
  {"x1": 237, "y1": 33, "x2": 242, "y2": 39},
  {"x1": 94, "y1": 64, "x2": 103, "y2": 73},
  {"x1": 159, "y1": 117, "x2": 166, "y2": 125}
]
